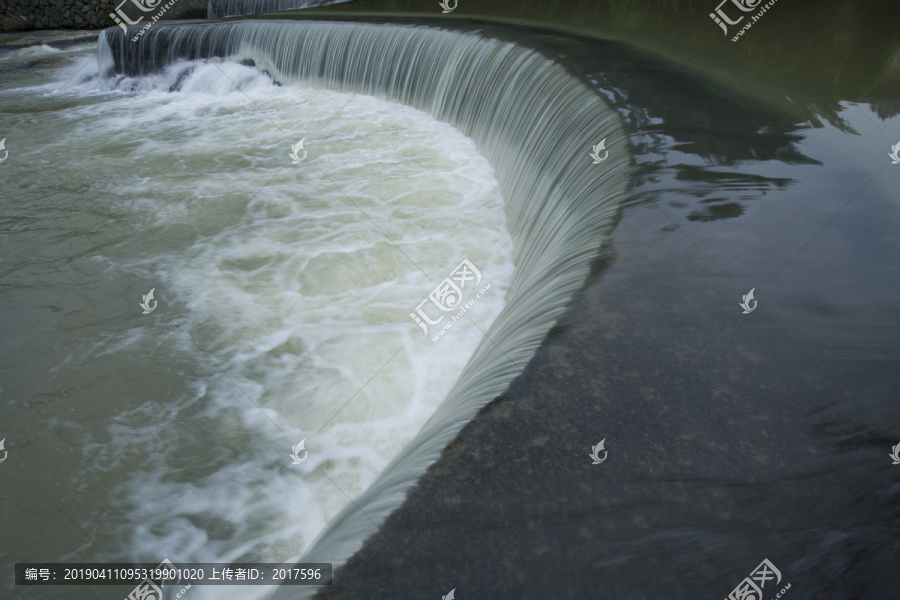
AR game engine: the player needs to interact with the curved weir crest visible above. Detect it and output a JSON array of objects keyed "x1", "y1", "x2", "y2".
[
  {"x1": 207, "y1": 0, "x2": 352, "y2": 19},
  {"x1": 99, "y1": 20, "x2": 631, "y2": 595}
]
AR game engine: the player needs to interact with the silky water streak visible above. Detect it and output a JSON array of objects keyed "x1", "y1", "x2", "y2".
[
  {"x1": 98, "y1": 20, "x2": 632, "y2": 595},
  {"x1": 207, "y1": 0, "x2": 352, "y2": 19}
]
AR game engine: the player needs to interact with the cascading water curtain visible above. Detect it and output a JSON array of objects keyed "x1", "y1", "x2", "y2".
[
  {"x1": 99, "y1": 20, "x2": 634, "y2": 598},
  {"x1": 207, "y1": 0, "x2": 351, "y2": 19}
]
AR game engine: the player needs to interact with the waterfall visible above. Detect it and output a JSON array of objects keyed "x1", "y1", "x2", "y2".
[
  {"x1": 98, "y1": 20, "x2": 632, "y2": 597},
  {"x1": 207, "y1": 0, "x2": 351, "y2": 19}
]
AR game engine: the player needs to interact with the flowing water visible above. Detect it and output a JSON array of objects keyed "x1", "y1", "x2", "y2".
[
  {"x1": 207, "y1": 0, "x2": 351, "y2": 19},
  {"x1": 95, "y1": 20, "x2": 630, "y2": 600},
  {"x1": 0, "y1": 39, "x2": 519, "y2": 599},
  {"x1": 1, "y1": 17, "x2": 630, "y2": 600},
  {"x1": 4, "y1": 3, "x2": 900, "y2": 599}
]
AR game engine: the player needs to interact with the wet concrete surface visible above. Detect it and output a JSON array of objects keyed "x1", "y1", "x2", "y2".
[{"x1": 313, "y1": 15, "x2": 900, "y2": 600}]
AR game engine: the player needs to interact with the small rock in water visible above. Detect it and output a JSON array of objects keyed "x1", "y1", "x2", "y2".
[{"x1": 168, "y1": 66, "x2": 196, "y2": 92}]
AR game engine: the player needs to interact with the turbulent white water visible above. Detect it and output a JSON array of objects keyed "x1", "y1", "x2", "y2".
[
  {"x1": 0, "y1": 16, "x2": 636, "y2": 598},
  {"x1": 1, "y1": 42, "x2": 514, "y2": 599},
  {"x1": 97, "y1": 20, "x2": 630, "y2": 598}
]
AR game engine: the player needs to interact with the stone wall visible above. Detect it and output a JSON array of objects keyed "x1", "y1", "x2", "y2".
[
  {"x1": 0, "y1": 0, "x2": 111, "y2": 30},
  {"x1": 0, "y1": 0, "x2": 207, "y2": 31}
]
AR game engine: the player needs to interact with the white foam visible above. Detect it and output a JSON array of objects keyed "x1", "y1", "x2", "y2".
[
  {"x1": 57, "y1": 55, "x2": 513, "y2": 596},
  {"x1": 0, "y1": 43, "x2": 61, "y2": 60}
]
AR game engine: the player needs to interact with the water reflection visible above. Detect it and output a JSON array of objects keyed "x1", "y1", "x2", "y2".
[
  {"x1": 466, "y1": 24, "x2": 819, "y2": 226},
  {"x1": 313, "y1": 0, "x2": 900, "y2": 123}
]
